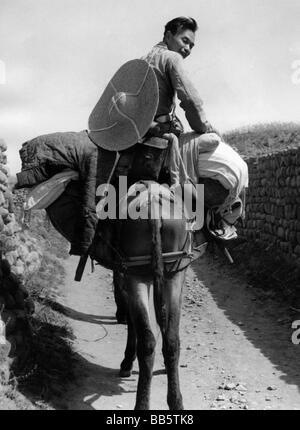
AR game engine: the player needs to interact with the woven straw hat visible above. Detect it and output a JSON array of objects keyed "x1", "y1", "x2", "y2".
[{"x1": 88, "y1": 59, "x2": 158, "y2": 151}]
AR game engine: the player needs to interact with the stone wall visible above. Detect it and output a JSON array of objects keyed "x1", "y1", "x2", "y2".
[
  {"x1": 239, "y1": 147, "x2": 300, "y2": 266},
  {"x1": 0, "y1": 142, "x2": 41, "y2": 383}
]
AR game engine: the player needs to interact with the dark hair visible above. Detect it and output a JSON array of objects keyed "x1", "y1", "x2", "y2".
[{"x1": 163, "y1": 16, "x2": 198, "y2": 37}]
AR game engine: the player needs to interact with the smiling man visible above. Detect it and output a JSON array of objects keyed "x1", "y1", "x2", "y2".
[{"x1": 143, "y1": 16, "x2": 214, "y2": 135}]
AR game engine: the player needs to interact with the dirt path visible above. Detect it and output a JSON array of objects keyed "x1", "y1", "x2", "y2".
[{"x1": 56, "y1": 254, "x2": 300, "y2": 410}]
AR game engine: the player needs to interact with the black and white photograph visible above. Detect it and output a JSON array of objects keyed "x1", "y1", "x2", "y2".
[{"x1": 0, "y1": 0, "x2": 300, "y2": 412}]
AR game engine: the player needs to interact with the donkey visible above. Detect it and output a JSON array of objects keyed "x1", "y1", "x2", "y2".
[
  {"x1": 46, "y1": 175, "x2": 202, "y2": 410},
  {"x1": 90, "y1": 181, "x2": 194, "y2": 409},
  {"x1": 92, "y1": 179, "x2": 202, "y2": 410}
]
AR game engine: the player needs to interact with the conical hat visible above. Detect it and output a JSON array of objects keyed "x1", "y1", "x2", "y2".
[{"x1": 88, "y1": 59, "x2": 158, "y2": 151}]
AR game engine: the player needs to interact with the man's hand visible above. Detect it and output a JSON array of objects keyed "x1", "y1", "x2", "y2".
[
  {"x1": 147, "y1": 119, "x2": 183, "y2": 138},
  {"x1": 147, "y1": 121, "x2": 162, "y2": 137}
]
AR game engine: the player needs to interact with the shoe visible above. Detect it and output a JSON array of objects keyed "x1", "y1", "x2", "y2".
[
  {"x1": 212, "y1": 219, "x2": 238, "y2": 241},
  {"x1": 206, "y1": 210, "x2": 238, "y2": 241}
]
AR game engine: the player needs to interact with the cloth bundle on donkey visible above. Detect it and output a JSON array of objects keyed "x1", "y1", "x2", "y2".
[
  {"x1": 16, "y1": 130, "x2": 99, "y2": 256},
  {"x1": 179, "y1": 132, "x2": 249, "y2": 242}
]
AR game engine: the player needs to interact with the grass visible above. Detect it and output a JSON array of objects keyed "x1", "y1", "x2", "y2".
[{"x1": 224, "y1": 121, "x2": 300, "y2": 158}]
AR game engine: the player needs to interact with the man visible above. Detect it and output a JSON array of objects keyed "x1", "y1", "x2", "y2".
[
  {"x1": 143, "y1": 16, "x2": 215, "y2": 136},
  {"x1": 143, "y1": 17, "x2": 248, "y2": 241}
]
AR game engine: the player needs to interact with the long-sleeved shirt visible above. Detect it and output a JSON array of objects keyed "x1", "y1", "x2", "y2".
[{"x1": 142, "y1": 42, "x2": 211, "y2": 134}]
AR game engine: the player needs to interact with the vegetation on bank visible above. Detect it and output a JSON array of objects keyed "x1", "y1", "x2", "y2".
[{"x1": 224, "y1": 122, "x2": 300, "y2": 158}]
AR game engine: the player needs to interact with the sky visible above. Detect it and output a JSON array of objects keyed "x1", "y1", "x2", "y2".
[{"x1": 0, "y1": 0, "x2": 300, "y2": 174}]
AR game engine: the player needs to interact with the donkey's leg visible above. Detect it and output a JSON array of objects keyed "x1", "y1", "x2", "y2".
[
  {"x1": 113, "y1": 270, "x2": 128, "y2": 324},
  {"x1": 127, "y1": 275, "x2": 156, "y2": 410},
  {"x1": 119, "y1": 312, "x2": 137, "y2": 377},
  {"x1": 161, "y1": 270, "x2": 185, "y2": 410}
]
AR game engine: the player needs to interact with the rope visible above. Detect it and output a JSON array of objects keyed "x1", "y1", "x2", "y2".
[{"x1": 74, "y1": 323, "x2": 108, "y2": 343}]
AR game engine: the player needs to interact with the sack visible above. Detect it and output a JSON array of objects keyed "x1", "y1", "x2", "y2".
[
  {"x1": 46, "y1": 180, "x2": 82, "y2": 243},
  {"x1": 45, "y1": 179, "x2": 120, "y2": 269},
  {"x1": 89, "y1": 219, "x2": 120, "y2": 270}
]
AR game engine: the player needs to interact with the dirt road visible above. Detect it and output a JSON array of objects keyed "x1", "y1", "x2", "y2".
[{"x1": 56, "y1": 254, "x2": 300, "y2": 410}]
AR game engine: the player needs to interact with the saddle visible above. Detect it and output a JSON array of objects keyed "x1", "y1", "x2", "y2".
[
  {"x1": 97, "y1": 136, "x2": 170, "y2": 186},
  {"x1": 89, "y1": 180, "x2": 207, "y2": 274}
]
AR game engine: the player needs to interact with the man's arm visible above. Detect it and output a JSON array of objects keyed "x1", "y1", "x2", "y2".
[{"x1": 166, "y1": 53, "x2": 215, "y2": 134}]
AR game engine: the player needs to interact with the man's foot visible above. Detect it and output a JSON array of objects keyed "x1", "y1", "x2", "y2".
[
  {"x1": 212, "y1": 219, "x2": 238, "y2": 241},
  {"x1": 207, "y1": 213, "x2": 238, "y2": 241}
]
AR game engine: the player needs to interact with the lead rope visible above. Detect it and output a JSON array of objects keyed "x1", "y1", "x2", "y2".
[{"x1": 96, "y1": 151, "x2": 121, "y2": 216}]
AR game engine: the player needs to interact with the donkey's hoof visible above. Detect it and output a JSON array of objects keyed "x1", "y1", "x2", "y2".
[{"x1": 119, "y1": 369, "x2": 132, "y2": 378}]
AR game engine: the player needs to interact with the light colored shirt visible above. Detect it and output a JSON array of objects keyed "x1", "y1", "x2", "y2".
[{"x1": 142, "y1": 42, "x2": 210, "y2": 134}]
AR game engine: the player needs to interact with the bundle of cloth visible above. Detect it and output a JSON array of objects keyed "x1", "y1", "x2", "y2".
[
  {"x1": 179, "y1": 132, "x2": 249, "y2": 239},
  {"x1": 161, "y1": 131, "x2": 249, "y2": 239},
  {"x1": 16, "y1": 130, "x2": 99, "y2": 256}
]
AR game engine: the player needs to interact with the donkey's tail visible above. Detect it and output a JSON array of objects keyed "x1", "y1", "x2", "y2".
[{"x1": 150, "y1": 217, "x2": 166, "y2": 335}]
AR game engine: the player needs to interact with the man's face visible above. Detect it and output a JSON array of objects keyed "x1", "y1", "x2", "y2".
[{"x1": 165, "y1": 28, "x2": 195, "y2": 59}]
